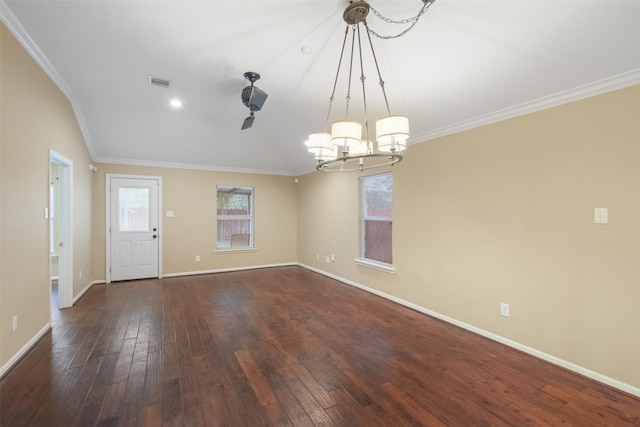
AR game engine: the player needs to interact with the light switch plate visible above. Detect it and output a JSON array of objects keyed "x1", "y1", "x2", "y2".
[
  {"x1": 166, "y1": 210, "x2": 174, "y2": 217},
  {"x1": 594, "y1": 208, "x2": 608, "y2": 224}
]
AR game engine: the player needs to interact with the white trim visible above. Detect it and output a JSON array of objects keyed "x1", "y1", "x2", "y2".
[
  {"x1": 411, "y1": 68, "x2": 640, "y2": 144},
  {"x1": 354, "y1": 257, "x2": 395, "y2": 273},
  {"x1": 298, "y1": 263, "x2": 640, "y2": 398},
  {"x1": 161, "y1": 262, "x2": 297, "y2": 278},
  {"x1": 105, "y1": 174, "x2": 163, "y2": 283},
  {"x1": 94, "y1": 156, "x2": 298, "y2": 177},
  {"x1": 72, "y1": 280, "x2": 104, "y2": 305},
  {"x1": 213, "y1": 248, "x2": 258, "y2": 255},
  {"x1": 0, "y1": 323, "x2": 51, "y2": 379},
  {"x1": 1, "y1": 1, "x2": 96, "y2": 159}
]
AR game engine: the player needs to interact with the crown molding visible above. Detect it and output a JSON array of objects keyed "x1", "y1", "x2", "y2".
[
  {"x1": 412, "y1": 68, "x2": 640, "y2": 144},
  {"x1": 93, "y1": 156, "x2": 300, "y2": 177},
  {"x1": 0, "y1": 1, "x2": 96, "y2": 160}
]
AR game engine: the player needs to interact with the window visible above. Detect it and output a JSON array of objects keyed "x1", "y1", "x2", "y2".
[
  {"x1": 360, "y1": 173, "x2": 393, "y2": 266},
  {"x1": 216, "y1": 186, "x2": 254, "y2": 249}
]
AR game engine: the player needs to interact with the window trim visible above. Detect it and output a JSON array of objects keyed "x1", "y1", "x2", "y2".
[
  {"x1": 354, "y1": 257, "x2": 396, "y2": 273},
  {"x1": 213, "y1": 247, "x2": 258, "y2": 254}
]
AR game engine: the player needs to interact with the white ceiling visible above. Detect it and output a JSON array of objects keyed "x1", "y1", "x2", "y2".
[{"x1": 3, "y1": 1, "x2": 640, "y2": 176}]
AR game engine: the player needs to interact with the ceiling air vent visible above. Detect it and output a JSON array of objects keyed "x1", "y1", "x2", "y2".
[{"x1": 148, "y1": 75, "x2": 170, "y2": 88}]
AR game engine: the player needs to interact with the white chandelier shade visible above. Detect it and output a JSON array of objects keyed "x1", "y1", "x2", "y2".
[
  {"x1": 349, "y1": 139, "x2": 371, "y2": 156},
  {"x1": 376, "y1": 115, "x2": 409, "y2": 153},
  {"x1": 306, "y1": 132, "x2": 333, "y2": 159},
  {"x1": 331, "y1": 120, "x2": 363, "y2": 147}
]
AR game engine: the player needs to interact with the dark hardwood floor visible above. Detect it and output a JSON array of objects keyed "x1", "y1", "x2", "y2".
[{"x1": 1, "y1": 266, "x2": 639, "y2": 426}]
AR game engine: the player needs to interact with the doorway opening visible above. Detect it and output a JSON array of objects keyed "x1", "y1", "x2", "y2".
[{"x1": 50, "y1": 150, "x2": 73, "y2": 311}]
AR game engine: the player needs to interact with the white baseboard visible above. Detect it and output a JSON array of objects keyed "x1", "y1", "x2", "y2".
[
  {"x1": 72, "y1": 280, "x2": 104, "y2": 305},
  {"x1": 162, "y1": 262, "x2": 297, "y2": 278},
  {"x1": 298, "y1": 263, "x2": 640, "y2": 398},
  {"x1": 0, "y1": 323, "x2": 51, "y2": 379}
]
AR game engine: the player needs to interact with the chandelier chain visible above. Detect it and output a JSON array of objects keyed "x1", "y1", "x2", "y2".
[{"x1": 368, "y1": 0, "x2": 435, "y2": 40}]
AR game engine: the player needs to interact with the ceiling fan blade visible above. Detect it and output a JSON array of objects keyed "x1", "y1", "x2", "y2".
[{"x1": 241, "y1": 116, "x2": 255, "y2": 130}]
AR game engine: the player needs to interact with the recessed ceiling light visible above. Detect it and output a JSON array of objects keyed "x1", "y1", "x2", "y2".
[
  {"x1": 300, "y1": 46, "x2": 313, "y2": 55},
  {"x1": 170, "y1": 99, "x2": 182, "y2": 108}
]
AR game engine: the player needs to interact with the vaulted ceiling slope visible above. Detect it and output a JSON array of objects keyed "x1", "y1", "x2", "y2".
[{"x1": 3, "y1": 1, "x2": 640, "y2": 176}]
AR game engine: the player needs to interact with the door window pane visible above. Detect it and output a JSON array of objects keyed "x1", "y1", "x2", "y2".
[{"x1": 119, "y1": 187, "x2": 150, "y2": 231}]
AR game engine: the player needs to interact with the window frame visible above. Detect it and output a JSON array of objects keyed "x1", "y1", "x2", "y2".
[
  {"x1": 357, "y1": 172, "x2": 395, "y2": 273},
  {"x1": 215, "y1": 185, "x2": 255, "y2": 252}
]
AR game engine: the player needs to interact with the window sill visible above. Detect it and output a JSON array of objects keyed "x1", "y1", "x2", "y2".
[
  {"x1": 214, "y1": 247, "x2": 257, "y2": 254},
  {"x1": 354, "y1": 258, "x2": 395, "y2": 273}
]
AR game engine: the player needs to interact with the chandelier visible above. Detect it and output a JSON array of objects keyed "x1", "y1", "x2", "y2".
[{"x1": 306, "y1": 0, "x2": 435, "y2": 172}]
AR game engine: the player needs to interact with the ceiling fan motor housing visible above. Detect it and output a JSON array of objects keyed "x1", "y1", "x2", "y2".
[{"x1": 241, "y1": 71, "x2": 268, "y2": 112}]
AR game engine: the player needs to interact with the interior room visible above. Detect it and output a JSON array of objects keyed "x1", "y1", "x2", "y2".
[{"x1": 1, "y1": 1, "x2": 639, "y2": 425}]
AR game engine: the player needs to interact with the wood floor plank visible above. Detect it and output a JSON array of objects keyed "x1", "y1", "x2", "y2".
[
  {"x1": 1, "y1": 267, "x2": 639, "y2": 426},
  {"x1": 279, "y1": 364, "x2": 335, "y2": 426},
  {"x1": 235, "y1": 349, "x2": 278, "y2": 407},
  {"x1": 289, "y1": 362, "x2": 338, "y2": 410}
]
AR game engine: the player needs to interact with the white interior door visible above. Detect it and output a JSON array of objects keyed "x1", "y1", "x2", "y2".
[{"x1": 108, "y1": 176, "x2": 161, "y2": 282}]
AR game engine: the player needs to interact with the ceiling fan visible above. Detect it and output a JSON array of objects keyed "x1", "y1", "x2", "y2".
[{"x1": 240, "y1": 72, "x2": 268, "y2": 130}]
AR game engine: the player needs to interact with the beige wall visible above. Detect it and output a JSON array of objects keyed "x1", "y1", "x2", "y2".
[
  {"x1": 0, "y1": 24, "x2": 94, "y2": 367},
  {"x1": 91, "y1": 164, "x2": 298, "y2": 279},
  {"x1": 298, "y1": 84, "x2": 640, "y2": 391}
]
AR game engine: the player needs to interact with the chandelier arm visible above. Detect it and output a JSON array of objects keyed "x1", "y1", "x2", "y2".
[
  {"x1": 356, "y1": 23, "x2": 371, "y2": 152},
  {"x1": 363, "y1": 19, "x2": 392, "y2": 116},
  {"x1": 325, "y1": 26, "x2": 351, "y2": 131}
]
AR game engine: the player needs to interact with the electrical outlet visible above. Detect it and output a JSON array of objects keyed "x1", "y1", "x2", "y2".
[
  {"x1": 325, "y1": 256, "x2": 330, "y2": 264},
  {"x1": 12, "y1": 315, "x2": 18, "y2": 332},
  {"x1": 500, "y1": 303, "x2": 510, "y2": 317},
  {"x1": 331, "y1": 254, "x2": 335, "y2": 262},
  {"x1": 594, "y1": 208, "x2": 608, "y2": 224},
  {"x1": 195, "y1": 255, "x2": 200, "y2": 262},
  {"x1": 316, "y1": 254, "x2": 320, "y2": 261}
]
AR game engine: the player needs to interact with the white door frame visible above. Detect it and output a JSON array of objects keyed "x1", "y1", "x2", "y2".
[
  {"x1": 106, "y1": 174, "x2": 163, "y2": 283},
  {"x1": 50, "y1": 150, "x2": 73, "y2": 309}
]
